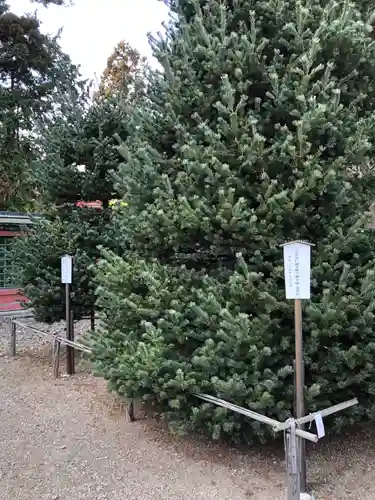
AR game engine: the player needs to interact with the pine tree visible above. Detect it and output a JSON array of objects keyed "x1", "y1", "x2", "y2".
[
  {"x1": 91, "y1": 0, "x2": 375, "y2": 441},
  {"x1": 13, "y1": 207, "x2": 114, "y2": 322},
  {"x1": 12, "y1": 88, "x2": 132, "y2": 323},
  {"x1": 0, "y1": 0, "x2": 80, "y2": 210},
  {"x1": 35, "y1": 91, "x2": 130, "y2": 207}
]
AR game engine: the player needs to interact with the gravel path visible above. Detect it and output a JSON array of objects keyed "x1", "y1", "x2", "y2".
[
  {"x1": 0, "y1": 317, "x2": 283, "y2": 500},
  {"x1": 1, "y1": 317, "x2": 375, "y2": 499}
]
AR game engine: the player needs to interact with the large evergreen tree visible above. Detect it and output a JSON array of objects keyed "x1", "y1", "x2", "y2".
[
  {"x1": 0, "y1": 0, "x2": 79, "y2": 210},
  {"x1": 91, "y1": 0, "x2": 375, "y2": 441}
]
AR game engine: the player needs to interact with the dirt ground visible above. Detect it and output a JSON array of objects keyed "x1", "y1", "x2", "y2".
[{"x1": 0, "y1": 323, "x2": 374, "y2": 499}]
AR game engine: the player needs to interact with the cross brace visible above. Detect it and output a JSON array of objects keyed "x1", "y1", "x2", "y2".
[{"x1": 194, "y1": 393, "x2": 358, "y2": 443}]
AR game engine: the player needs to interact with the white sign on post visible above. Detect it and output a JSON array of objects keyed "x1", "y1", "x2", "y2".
[
  {"x1": 281, "y1": 241, "x2": 314, "y2": 299},
  {"x1": 61, "y1": 255, "x2": 73, "y2": 284}
]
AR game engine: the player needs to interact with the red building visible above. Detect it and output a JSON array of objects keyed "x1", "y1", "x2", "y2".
[{"x1": 0, "y1": 212, "x2": 34, "y2": 313}]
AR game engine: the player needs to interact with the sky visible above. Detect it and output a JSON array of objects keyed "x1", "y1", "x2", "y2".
[{"x1": 8, "y1": 0, "x2": 169, "y2": 81}]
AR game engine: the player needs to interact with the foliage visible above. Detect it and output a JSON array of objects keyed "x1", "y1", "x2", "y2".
[
  {"x1": 91, "y1": 0, "x2": 375, "y2": 442},
  {"x1": 35, "y1": 91, "x2": 130, "y2": 206},
  {"x1": 12, "y1": 80, "x2": 134, "y2": 322},
  {"x1": 96, "y1": 40, "x2": 146, "y2": 100},
  {"x1": 0, "y1": 0, "x2": 80, "y2": 210},
  {"x1": 12, "y1": 207, "x2": 115, "y2": 322},
  {"x1": 31, "y1": 0, "x2": 71, "y2": 6}
]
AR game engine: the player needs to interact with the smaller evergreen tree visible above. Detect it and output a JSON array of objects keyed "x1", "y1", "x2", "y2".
[
  {"x1": 13, "y1": 207, "x2": 113, "y2": 322},
  {"x1": 12, "y1": 86, "x2": 134, "y2": 322}
]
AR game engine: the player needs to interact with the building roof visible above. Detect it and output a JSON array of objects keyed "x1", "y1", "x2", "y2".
[{"x1": 0, "y1": 212, "x2": 40, "y2": 225}]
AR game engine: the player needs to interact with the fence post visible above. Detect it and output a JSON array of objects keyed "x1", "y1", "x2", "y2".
[
  {"x1": 52, "y1": 338, "x2": 61, "y2": 379},
  {"x1": 90, "y1": 309, "x2": 95, "y2": 332},
  {"x1": 128, "y1": 399, "x2": 135, "y2": 421},
  {"x1": 9, "y1": 318, "x2": 16, "y2": 356},
  {"x1": 286, "y1": 419, "x2": 300, "y2": 500}
]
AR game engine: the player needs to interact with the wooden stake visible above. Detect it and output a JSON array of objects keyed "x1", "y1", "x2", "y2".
[
  {"x1": 9, "y1": 319, "x2": 16, "y2": 357},
  {"x1": 294, "y1": 298, "x2": 306, "y2": 492},
  {"x1": 70, "y1": 308, "x2": 75, "y2": 374},
  {"x1": 52, "y1": 338, "x2": 61, "y2": 379},
  {"x1": 90, "y1": 309, "x2": 95, "y2": 332},
  {"x1": 286, "y1": 420, "x2": 300, "y2": 500},
  {"x1": 128, "y1": 400, "x2": 135, "y2": 422},
  {"x1": 66, "y1": 283, "x2": 74, "y2": 375}
]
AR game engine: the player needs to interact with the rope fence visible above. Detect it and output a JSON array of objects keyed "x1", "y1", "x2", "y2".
[
  {"x1": 7, "y1": 317, "x2": 136, "y2": 421},
  {"x1": 5, "y1": 316, "x2": 359, "y2": 498},
  {"x1": 8, "y1": 318, "x2": 91, "y2": 376}
]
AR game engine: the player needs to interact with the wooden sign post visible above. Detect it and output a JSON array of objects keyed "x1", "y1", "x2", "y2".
[
  {"x1": 281, "y1": 240, "x2": 314, "y2": 493},
  {"x1": 61, "y1": 254, "x2": 74, "y2": 375}
]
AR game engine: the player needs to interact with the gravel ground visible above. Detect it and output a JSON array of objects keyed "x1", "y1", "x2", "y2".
[{"x1": 0, "y1": 317, "x2": 375, "y2": 500}]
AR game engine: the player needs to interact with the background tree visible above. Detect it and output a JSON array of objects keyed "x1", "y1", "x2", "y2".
[
  {"x1": 91, "y1": 0, "x2": 375, "y2": 442},
  {"x1": 96, "y1": 40, "x2": 145, "y2": 100},
  {"x1": 13, "y1": 81, "x2": 136, "y2": 322},
  {"x1": 0, "y1": 0, "x2": 79, "y2": 210}
]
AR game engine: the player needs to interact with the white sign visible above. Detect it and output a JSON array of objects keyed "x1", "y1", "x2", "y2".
[
  {"x1": 61, "y1": 255, "x2": 73, "y2": 284},
  {"x1": 282, "y1": 241, "x2": 313, "y2": 299},
  {"x1": 314, "y1": 412, "x2": 325, "y2": 439}
]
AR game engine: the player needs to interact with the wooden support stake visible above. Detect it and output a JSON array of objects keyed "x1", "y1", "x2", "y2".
[
  {"x1": 294, "y1": 298, "x2": 306, "y2": 492},
  {"x1": 66, "y1": 283, "x2": 74, "y2": 375},
  {"x1": 128, "y1": 399, "x2": 135, "y2": 422},
  {"x1": 52, "y1": 338, "x2": 61, "y2": 379},
  {"x1": 90, "y1": 309, "x2": 95, "y2": 332},
  {"x1": 286, "y1": 420, "x2": 300, "y2": 500},
  {"x1": 9, "y1": 319, "x2": 16, "y2": 357},
  {"x1": 70, "y1": 308, "x2": 75, "y2": 373}
]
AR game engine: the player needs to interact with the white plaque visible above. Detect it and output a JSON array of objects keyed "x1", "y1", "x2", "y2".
[
  {"x1": 61, "y1": 255, "x2": 73, "y2": 284},
  {"x1": 281, "y1": 241, "x2": 313, "y2": 299},
  {"x1": 314, "y1": 412, "x2": 325, "y2": 439}
]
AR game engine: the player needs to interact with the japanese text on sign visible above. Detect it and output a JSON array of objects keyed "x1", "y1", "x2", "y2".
[{"x1": 282, "y1": 242, "x2": 311, "y2": 299}]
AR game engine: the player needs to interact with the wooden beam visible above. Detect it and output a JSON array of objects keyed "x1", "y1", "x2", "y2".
[
  {"x1": 277, "y1": 398, "x2": 358, "y2": 431},
  {"x1": 12, "y1": 320, "x2": 51, "y2": 337},
  {"x1": 11, "y1": 319, "x2": 92, "y2": 353},
  {"x1": 195, "y1": 393, "x2": 281, "y2": 428},
  {"x1": 56, "y1": 336, "x2": 91, "y2": 354},
  {"x1": 194, "y1": 393, "x2": 318, "y2": 443}
]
